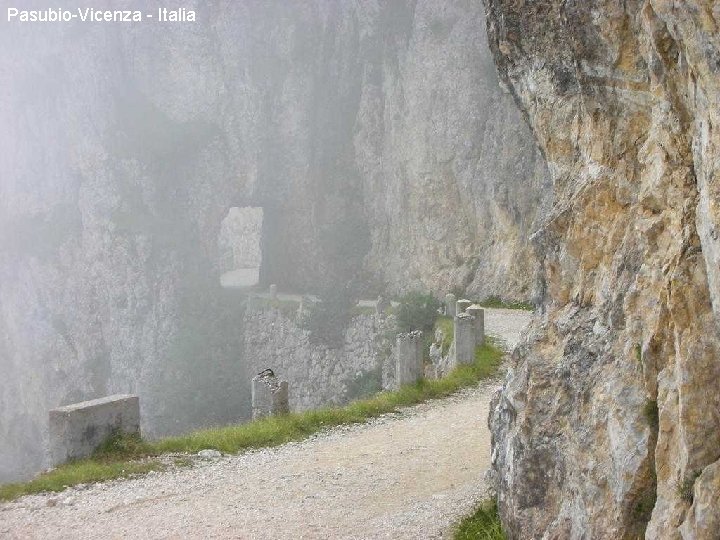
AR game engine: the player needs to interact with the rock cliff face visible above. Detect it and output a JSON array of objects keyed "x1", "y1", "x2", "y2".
[
  {"x1": 0, "y1": 1, "x2": 546, "y2": 482},
  {"x1": 484, "y1": 1, "x2": 720, "y2": 538}
]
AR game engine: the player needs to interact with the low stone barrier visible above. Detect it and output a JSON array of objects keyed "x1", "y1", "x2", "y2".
[
  {"x1": 395, "y1": 330, "x2": 424, "y2": 387},
  {"x1": 252, "y1": 370, "x2": 290, "y2": 420},
  {"x1": 49, "y1": 394, "x2": 140, "y2": 466}
]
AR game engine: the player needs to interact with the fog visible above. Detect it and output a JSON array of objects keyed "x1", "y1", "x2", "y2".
[{"x1": 0, "y1": 0, "x2": 547, "y2": 482}]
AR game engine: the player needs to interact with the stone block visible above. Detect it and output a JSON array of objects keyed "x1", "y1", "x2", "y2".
[
  {"x1": 252, "y1": 372, "x2": 289, "y2": 420},
  {"x1": 456, "y1": 298, "x2": 472, "y2": 314},
  {"x1": 395, "y1": 330, "x2": 424, "y2": 388},
  {"x1": 376, "y1": 295, "x2": 390, "y2": 315},
  {"x1": 49, "y1": 394, "x2": 140, "y2": 467},
  {"x1": 452, "y1": 313, "x2": 476, "y2": 367},
  {"x1": 466, "y1": 305, "x2": 485, "y2": 346},
  {"x1": 444, "y1": 293, "x2": 457, "y2": 317}
]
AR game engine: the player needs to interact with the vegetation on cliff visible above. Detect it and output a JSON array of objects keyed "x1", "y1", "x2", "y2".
[{"x1": 454, "y1": 499, "x2": 505, "y2": 540}]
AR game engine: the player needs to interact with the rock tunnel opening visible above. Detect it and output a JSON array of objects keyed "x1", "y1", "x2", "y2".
[{"x1": 218, "y1": 206, "x2": 264, "y2": 288}]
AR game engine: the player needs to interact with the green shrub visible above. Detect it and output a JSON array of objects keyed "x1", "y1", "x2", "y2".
[
  {"x1": 677, "y1": 472, "x2": 701, "y2": 504},
  {"x1": 396, "y1": 292, "x2": 441, "y2": 334},
  {"x1": 643, "y1": 400, "x2": 659, "y2": 431},
  {"x1": 631, "y1": 486, "x2": 657, "y2": 533},
  {"x1": 93, "y1": 431, "x2": 154, "y2": 461},
  {"x1": 435, "y1": 316, "x2": 454, "y2": 356},
  {"x1": 454, "y1": 499, "x2": 506, "y2": 540},
  {"x1": 345, "y1": 369, "x2": 382, "y2": 401},
  {"x1": 300, "y1": 287, "x2": 356, "y2": 348}
]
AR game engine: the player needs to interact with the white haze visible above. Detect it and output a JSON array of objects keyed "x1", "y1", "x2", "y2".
[{"x1": 0, "y1": 0, "x2": 549, "y2": 483}]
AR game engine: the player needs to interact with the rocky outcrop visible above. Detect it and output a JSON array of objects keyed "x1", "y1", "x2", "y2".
[{"x1": 484, "y1": 1, "x2": 720, "y2": 538}]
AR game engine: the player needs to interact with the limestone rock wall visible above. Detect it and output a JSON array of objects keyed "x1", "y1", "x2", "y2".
[{"x1": 483, "y1": 1, "x2": 720, "y2": 538}]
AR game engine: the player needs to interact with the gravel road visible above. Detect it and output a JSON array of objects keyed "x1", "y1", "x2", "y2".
[{"x1": 0, "y1": 308, "x2": 531, "y2": 540}]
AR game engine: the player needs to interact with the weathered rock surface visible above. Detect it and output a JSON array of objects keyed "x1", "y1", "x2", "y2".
[
  {"x1": 484, "y1": 1, "x2": 720, "y2": 538},
  {"x1": 0, "y1": 0, "x2": 547, "y2": 482},
  {"x1": 243, "y1": 303, "x2": 395, "y2": 411}
]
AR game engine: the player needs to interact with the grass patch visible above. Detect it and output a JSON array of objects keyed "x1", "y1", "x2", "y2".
[
  {"x1": 435, "y1": 316, "x2": 454, "y2": 356},
  {"x1": 454, "y1": 499, "x2": 506, "y2": 540},
  {"x1": 153, "y1": 339, "x2": 503, "y2": 455},
  {"x1": 345, "y1": 368, "x2": 383, "y2": 401},
  {"x1": 0, "y1": 460, "x2": 164, "y2": 502},
  {"x1": 634, "y1": 343, "x2": 642, "y2": 363},
  {"x1": 677, "y1": 471, "x2": 701, "y2": 504},
  {"x1": 0, "y1": 341, "x2": 504, "y2": 503},
  {"x1": 479, "y1": 296, "x2": 534, "y2": 311},
  {"x1": 93, "y1": 431, "x2": 154, "y2": 461},
  {"x1": 630, "y1": 464, "x2": 657, "y2": 536}
]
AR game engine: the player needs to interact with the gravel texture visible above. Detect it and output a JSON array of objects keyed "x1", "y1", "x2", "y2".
[{"x1": 0, "y1": 309, "x2": 531, "y2": 539}]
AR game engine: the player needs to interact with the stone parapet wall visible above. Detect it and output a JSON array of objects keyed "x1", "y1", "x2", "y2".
[{"x1": 242, "y1": 304, "x2": 396, "y2": 412}]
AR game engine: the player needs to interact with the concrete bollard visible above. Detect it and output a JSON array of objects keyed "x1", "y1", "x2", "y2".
[
  {"x1": 466, "y1": 305, "x2": 485, "y2": 346},
  {"x1": 444, "y1": 293, "x2": 457, "y2": 317},
  {"x1": 252, "y1": 371, "x2": 289, "y2": 420},
  {"x1": 456, "y1": 298, "x2": 472, "y2": 314},
  {"x1": 268, "y1": 283, "x2": 278, "y2": 301},
  {"x1": 49, "y1": 394, "x2": 140, "y2": 466},
  {"x1": 273, "y1": 381, "x2": 289, "y2": 415},
  {"x1": 453, "y1": 313, "x2": 476, "y2": 367},
  {"x1": 395, "y1": 330, "x2": 424, "y2": 388},
  {"x1": 297, "y1": 295, "x2": 312, "y2": 318},
  {"x1": 376, "y1": 295, "x2": 390, "y2": 315},
  {"x1": 297, "y1": 296, "x2": 304, "y2": 318}
]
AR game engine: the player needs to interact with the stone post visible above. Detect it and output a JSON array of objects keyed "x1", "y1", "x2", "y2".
[
  {"x1": 268, "y1": 283, "x2": 278, "y2": 301},
  {"x1": 444, "y1": 293, "x2": 457, "y2": 317},
  {"x1": 272, "y1": 381, "x2": 290, "y2": 415},
  {"x1": 376, "y1": 295, "x2": 390, "y2": 315},
  {"x1": 297, "y1": 296, "x2": 305, "y2": 319},
  {"x1": 395, "y1": 330, "x2": 424, "y2": 388},
  {"x1": 453, "y1": 313, "x2": 476, "y2": 367},
  {"x1": 466, "y1": 305, "x2": 485, "y2": 346},
  {"x1": 252, "y1": 371, "x2": 289, "y2": 420},
  {"x1": 456, "y1": 298, "x2": 472, "y2": 314}
]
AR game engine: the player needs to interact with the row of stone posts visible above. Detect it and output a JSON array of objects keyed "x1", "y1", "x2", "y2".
[
  {"x1": 451, "y1": 297, "x2": 485, "y2": 368},
  {"x1": 393, "y1": 294, "x2": 487, "y2": 387},
  {"x1": 252, "y1": 292, "x2": 487, "y2": 408}
]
